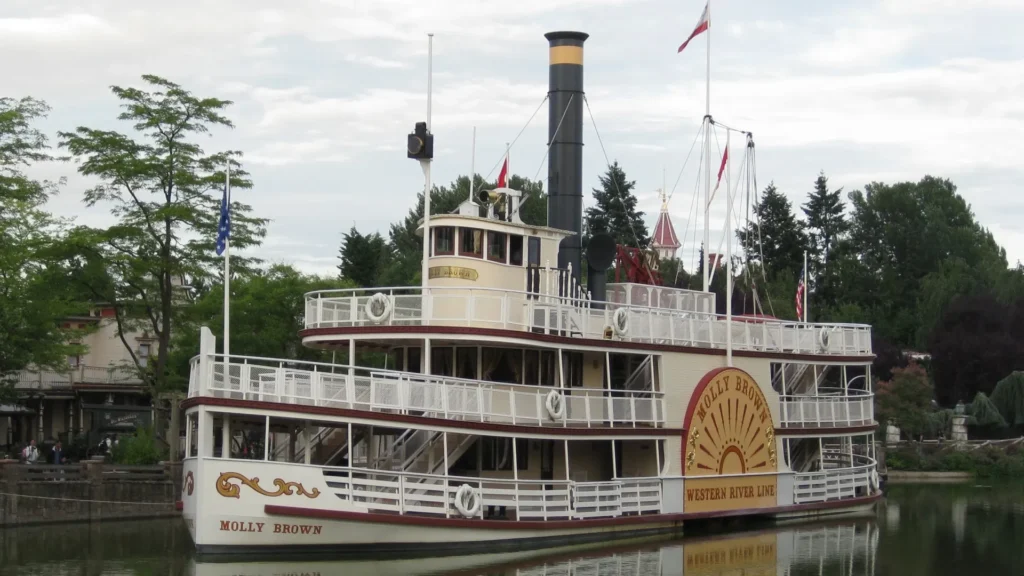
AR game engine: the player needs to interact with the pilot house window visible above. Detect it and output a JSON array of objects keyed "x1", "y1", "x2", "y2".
[
  {"x1": 487, "y1": 231, "x2": 507, "y2": 263},
  {"x1": 509, "y1": 235, "x2": 524, "y2": 266},
  {"x1": 459, "y1": 228, "x2": 483, "y2": 257},
  {"x1": 433, "y1": 227, "x2": 455, "y2": 255}
]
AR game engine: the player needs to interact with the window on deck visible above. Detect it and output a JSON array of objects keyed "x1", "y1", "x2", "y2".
[
  {"x1": 459, "y1": 228, "x2": 483, "y2": 257},
  {"x1": 487, "y1": 231, "x2": 507, "y2": 263},
  {"x1": 433, "y1": 226, "x2": 455, "y2": 255}
]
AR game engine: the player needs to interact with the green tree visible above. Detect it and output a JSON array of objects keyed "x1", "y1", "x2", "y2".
[
  {"x1": 738, "y1": 182, "x2": 807, "y2": 282},
  {"x1": 801, "y1": 172, "x2": 849, "y2": 315},
  {"x1": 0, "y1": 96, "x2": 85, "y2": 401},
  {"x1": 584, "y1": 161, "x2": 649, "y2": 249},
  {"x1": 170, "y1": 264, "x2": 351, "y2": 377},
  {"x1": 875, "y1": 362, "x2": 934, "y2": 440},
  {"x1": 338, "y1": 227, "x2": 389, "y2": 287},
  {"x1": 847, "y1": 176, "x2": 1006, "y2": 347},
  {"x1": 58, "y1": 75, "x2": 269, "y2": 393}
]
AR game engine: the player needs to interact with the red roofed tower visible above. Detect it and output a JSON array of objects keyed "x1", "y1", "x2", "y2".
[{"x1": 651, "y1": 189, "x2": 681, "y2": 261}]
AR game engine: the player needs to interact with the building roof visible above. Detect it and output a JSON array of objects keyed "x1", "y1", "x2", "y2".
[{"x1": 651, "y1": 191, "x2": 681, "y2": 250}]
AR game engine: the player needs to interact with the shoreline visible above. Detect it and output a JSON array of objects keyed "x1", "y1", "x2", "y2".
[{"x1": 885, "y1": 471, "x2": 973, "y2": 484}]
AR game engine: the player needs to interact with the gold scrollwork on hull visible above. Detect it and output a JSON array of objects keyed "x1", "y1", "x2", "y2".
[{"x1": 216, "y1": 472, "x2": 321, "y2": 499}]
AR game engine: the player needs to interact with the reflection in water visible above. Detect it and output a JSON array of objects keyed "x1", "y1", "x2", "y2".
[
  {"x1": 1, "y1": 484, "x2": 1023, "y2": 576},
  {"x1": 186, "y1": 521, "x2": 879, "y2": 576}
]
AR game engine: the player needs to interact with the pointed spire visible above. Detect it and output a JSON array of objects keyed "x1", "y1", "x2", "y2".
[{"x1": 651, "y1": 189, "x2": 681, "y2": 260}]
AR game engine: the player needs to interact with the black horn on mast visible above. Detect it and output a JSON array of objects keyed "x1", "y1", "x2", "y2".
[{"x1": 545, "y1": 31, "x2": 588, "y2": 284}]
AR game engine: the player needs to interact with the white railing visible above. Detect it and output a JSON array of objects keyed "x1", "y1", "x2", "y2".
[
  {"x1": 303, "y1": 287, "x2": 872, "y2": 356},
  {"x1": 792, "y1": 454, "x2": 876, "y2": 504},
  {"x1": 13, "y1": 365, "x2": 142, "y2": 390},
  {"x1": 321, "y1": 466, "x2": 662, "y2": 521},
  {"x1": 779, "y1": 388, "x2": 874, "y2": 428},
  {"x1": 193, "y1": 354, "x2": 665, "y2": 428}
]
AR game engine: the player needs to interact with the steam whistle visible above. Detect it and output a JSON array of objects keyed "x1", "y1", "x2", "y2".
[{"x1": 478, "y1": 188, "x2": 522, "y2": 223}]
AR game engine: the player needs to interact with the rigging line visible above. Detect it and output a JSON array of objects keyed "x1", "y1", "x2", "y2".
[
  {"x1": 678, "y1": 131, "x2": 705, "y2": 256},
  {"x1": 707, "y1": 125, "x2": 725, "y2": 286},
  {"x1": 710, "y1": 118, "x2": 753, "y2": 137},
  {"x1": 532, "y1": 93, "x2": 575, "y2": 182},
  {"x1": 666, "y1": 126, "x2": 704, "y2": 205},
  {"x1": 483, "y1": 95, "x2": 549, "y2": 181},
  {"x1": 583, "y1": 95, "x2": 645, "y2": 249},
  {"x1": 681, "y1": 135, "x2": 706, "y2": 276},
  {"x1": 709, "y1": 147, "x2": 748, "y2": 286},
  {"x1": 680, "y1": 133, "x2": 705, "y2": 276},
  {"x1": 505, "y1": 94, "x2": 576, "y2": 223},
  {"x1": 749, "y1": 139, "x2": 775, "y2": 317}
]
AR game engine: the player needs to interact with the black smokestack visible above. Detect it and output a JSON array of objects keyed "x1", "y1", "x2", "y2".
[{"x1": 545, "y1": 31, "x2": 588, "y2": 284}]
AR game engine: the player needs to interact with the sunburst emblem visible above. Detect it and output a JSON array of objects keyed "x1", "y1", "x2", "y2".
[{"x1": 683, "y1": 368, "x2": 778, "y2": 477}]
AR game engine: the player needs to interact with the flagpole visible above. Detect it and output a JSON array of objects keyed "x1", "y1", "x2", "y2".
[
  {"x1": 803, "y1": 249, "x2": 809, "y2": 322},
  {"x1": 506, "y1": 141, "x2": 511, "y2": 184},
  {"x1": 223, "y1": 161, "x2": 231, "y2": 358},
  {"x1": 421, "y1": 33, "x2": 434, "y2": 295},
  {"x1": 702, "y1": 0, "x2": 711, "y2": 292},
  {"x1": 725, "y1": 131, "x2": 732, "y2": 366},
  {"x1": 469, "y1": 126, "x2": 476, "y2": 203}
]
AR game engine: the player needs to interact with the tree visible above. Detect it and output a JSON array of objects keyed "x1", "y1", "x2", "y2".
[
  {"x1": 801, "y1": 172, "x2": 849, "y2": 314},
  {"x1": 0, "y1": 96, "x2": 85, "y2": 401},
  {"x1": 847, "y1": 176, "x2": 1006, "y2": 347},
  {"x1": 58, "y1": 75, "x2": 269, "y2": 393},
  {"x1": 737, "y1": 182, "x2": 807, "y2": 282},
  {"x1": 929, "y1": 293, "x2": 1023, "y2": 407},
  {"x1": 875, "y1": 362, "x2": 934, "y2": 440},
  {"x1": 584, "y1": 161, "x2": 649, "y2": 249},
  {"x1": 338, "y1": 227, "x2": 389, "y2": 287},
  {"x1": 170, "y1": 264, "x2": 351, "y2": 379}
]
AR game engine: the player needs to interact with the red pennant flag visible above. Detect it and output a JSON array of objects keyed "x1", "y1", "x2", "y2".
[
  {"x1": 677, "y1": 3, "x2": 709, "y2": 54},
  {"x1": 715, "y1": 147, "x2": 728, "y2": 190},
  {"x1": 497, "y1": 156, "x2": 509, "y2": 188}
]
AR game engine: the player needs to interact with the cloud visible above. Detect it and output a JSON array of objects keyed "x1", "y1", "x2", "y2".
[{"x1": 6, "y1": 0, "x2": 1024, "y2": 275}]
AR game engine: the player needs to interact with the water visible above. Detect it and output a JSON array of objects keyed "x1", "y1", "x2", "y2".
[{"x1": 1, "y1": 483, "x2": 1022, "y2": 575}]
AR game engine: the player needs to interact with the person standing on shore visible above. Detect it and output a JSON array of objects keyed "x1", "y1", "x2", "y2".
[{"x1": 21, "y1": 440, "x2": 39, "y2": 464}]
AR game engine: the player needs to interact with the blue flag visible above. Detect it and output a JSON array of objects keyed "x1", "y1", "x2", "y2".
[{"x1": 216, "y1": 183, "x2": 230, "y2": 256}]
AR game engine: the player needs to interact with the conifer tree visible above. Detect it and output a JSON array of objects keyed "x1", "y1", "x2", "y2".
[
  {"x1": 738, "y1": 182, "x2": 807, "y2": 279},
  {"x1": 802, "y1": 171, "x2": 849, "y2": 313},
  {"x1": 584, "y1": 161, "x2": 650, "y2": 249}
]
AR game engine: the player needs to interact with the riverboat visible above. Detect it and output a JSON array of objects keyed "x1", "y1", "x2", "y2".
[{"x1": 179, "y1": 29, "x2": 880, "y2": 557}]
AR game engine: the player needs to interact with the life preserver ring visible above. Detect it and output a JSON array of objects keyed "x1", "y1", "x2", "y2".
[
  {"x1": 818, "y1": 327, "x2": 831, "y2": 350},
  {"x1": 870, "y1": 470, "x2": 880, "y2": 493},
  {"x1": 545, "y1": 390, "x2": 565, "y2": 421},
  {"x1": 612, "y1": 308, "x2": 629, "y2": 338},
  {"x1": 454, "y1": 483, "x2": 481, "y2": 518},
  {"x1": 364, "y1": 292, "x2": 392, "y2": 323}
]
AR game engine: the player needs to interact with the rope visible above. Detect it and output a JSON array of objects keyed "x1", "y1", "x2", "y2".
[
  {"x1": 482, "y1": 95, "x2": 549, "y2": 181},
  {"x1": 532, "y1": 93, "x2": 575, "y2": 182},
  {"x1": 666, "y1": 126, "x2": 704, "y2": 205},
  {"x1": 0, "y1": 491, "x2": 175, "y2": 506},
  {"x1": 583, "y1": 96, "x2": 645, "y2": 250}
]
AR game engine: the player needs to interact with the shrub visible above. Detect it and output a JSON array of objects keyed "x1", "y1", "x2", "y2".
[{"x1": 111, "y1": 427, "x2": 166, "y2": 465}]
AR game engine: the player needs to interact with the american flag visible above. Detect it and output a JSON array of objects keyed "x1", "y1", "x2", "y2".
[
  {"x1": 215, "y1": 180, "x2": 230, "y2": 256},
  {"x1": 795, "y1": 269, "x2": 805, "y2": 321}
]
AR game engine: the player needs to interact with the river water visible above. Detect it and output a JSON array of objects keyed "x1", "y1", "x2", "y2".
[{"x1": 1, "y1": 483, "x2": 1022, "y2": 576}]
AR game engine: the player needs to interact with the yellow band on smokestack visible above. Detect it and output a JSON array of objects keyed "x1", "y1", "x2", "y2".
[{"x1": 549, "y1": 46, "x2": 583, "y2": 65}]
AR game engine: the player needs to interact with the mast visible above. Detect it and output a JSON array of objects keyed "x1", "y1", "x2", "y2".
[
  {"x1": 725, "y1": 131, "x2": 732, "y2": 366},
  {"x1": 421, "y1": 33, "x2": 434, "y2": 293},
  {"x1": 702, "y1": 0, "x2": 712, "y2": 292}
]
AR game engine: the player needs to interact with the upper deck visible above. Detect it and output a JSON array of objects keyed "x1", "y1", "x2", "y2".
[{"x1": 301, "y1": 283, "x2": 872, "y2": 358}]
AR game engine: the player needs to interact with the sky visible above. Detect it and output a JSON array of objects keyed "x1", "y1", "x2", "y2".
[{"x1": 3, "y1": 0, "x2": 1024, "y2": 276}]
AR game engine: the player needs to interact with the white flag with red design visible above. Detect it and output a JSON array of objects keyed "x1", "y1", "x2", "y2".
[{"x1": 677, "y1": 2, "x2": 709, "y2": 54}]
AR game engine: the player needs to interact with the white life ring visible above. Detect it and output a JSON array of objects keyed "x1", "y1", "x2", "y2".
[
  {"x1": 364, "y1": 293, "x2": 392, "y2": 323},
  {"x1": 870, "y1": 470, "x2": 880, "y2": 493},
  {"x1": 818, "y1": 327, "x2": 831, "y2": 350},
  {"x1": 612, "y1": 308, "x2": 629, "y2": 338},
  {"x1": 545, "y1": 390, "x2": 566, "y2": 421},
  {"x1": 454, "y1": 483, "x2": 481, "y2": 518}
]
